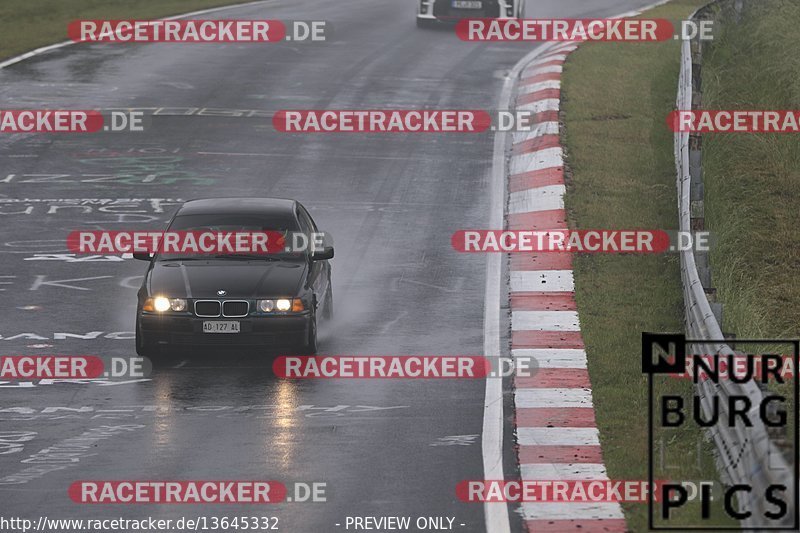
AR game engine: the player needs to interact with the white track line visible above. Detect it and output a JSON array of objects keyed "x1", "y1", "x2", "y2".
[{"x1": 483, "y1": 39, "x2": 563, "y2": 533}]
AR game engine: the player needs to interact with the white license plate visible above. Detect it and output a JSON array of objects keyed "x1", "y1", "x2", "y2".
[
  {"x1": 203, "y1": 321, "x2": 240, "y2": 334},
  {"x1": 452, "y1": 0, "x2": 482, "y2": 8}
]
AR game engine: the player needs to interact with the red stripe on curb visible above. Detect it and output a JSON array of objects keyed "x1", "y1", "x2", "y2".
[
  {"x1": 516, "y1": 407, "x2": 597, "y2": 428},
  {"x1": 520, "y1": 72, "x2": 562, "y2": 84},
  {"x1": 516, "y1": 368, "x2": 591, "y2": 389},
  {"x1": 510, "y1": 253, "x2": 573, "y2": 271},
  {"x1": 508, "y1": 210, "x2": 568, "y2": 231},
  {"x1": 511, "y1": 134, "x2": 562, "y2": 157},
  {"x1": 517, "y1": 88, "x2": 561, "y2": 107},
  {"x1": 512, "y1": 331, "x2": 585, "y2": 349},
  {"x1": 510, "y1": 292, "x2": 576, "y2": 310},
  {"x1": 525, "y1": 519, "x2": 628, "y2": 532},
  {"x1": 518, "y1": 445, "x2": 603, "y2": 464},
  {"x1": 521, "y1": 110, "x2": 559, "y2": 124},
  {"x1": 509, "y1": 166, "x2": 564, "y2": 192}
]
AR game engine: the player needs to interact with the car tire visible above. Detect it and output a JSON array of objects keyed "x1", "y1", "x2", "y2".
[
  {"x1": 416, "y1": 18, "x2": 434, "y2": 29},
  {"x1": 135, "y1": 321, "x2": 159, "y2": 357},
  {"x1": 322, "y1": 280, "x2": 333, "y2": 321},
  {"x1": 303, "y1": 315, "x2": 318, "y2": 354}
]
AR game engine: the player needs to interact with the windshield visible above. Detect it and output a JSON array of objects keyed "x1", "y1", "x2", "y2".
[{"x1": 156, "y1": 213, "x2": 304, "y2": 261}]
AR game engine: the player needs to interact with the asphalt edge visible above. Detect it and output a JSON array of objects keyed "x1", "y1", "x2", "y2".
[{"x1": 0, "y1": 0, "x2": 277, "y2": 70}]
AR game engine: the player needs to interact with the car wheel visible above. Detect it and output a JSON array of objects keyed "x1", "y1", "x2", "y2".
[
  {"x1": 416, "y1": 18, "x2": 434, "y2": 29},
  {"x1": 322, "y1": 280, "x2": 333, "y2": 321},
  {"x1": 303, "y1": 315, "x2": 318, "y2": 354}
]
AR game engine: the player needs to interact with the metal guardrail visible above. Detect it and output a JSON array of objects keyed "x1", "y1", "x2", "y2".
[{"x1": 675, "y1": 2, "x2": 795, "y2": 528}]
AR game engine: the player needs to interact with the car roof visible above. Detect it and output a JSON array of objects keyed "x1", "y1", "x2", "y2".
[{"x1": 177, "y1": 197, "x2": 298, "y2": 216}]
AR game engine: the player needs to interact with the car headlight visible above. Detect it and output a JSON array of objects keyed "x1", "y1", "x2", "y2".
[
  {"x1": 169, "y1": 298, "x2": 188, "y2": 312},
  {"x1": 144, "y1": 297, "x2": 187, "y2": 312},
  {"x1": 258, "y1": 298, "x2": 304, "y2": 313},
  {"x1": 153, "y1": 296, "x2": 171, "y2": 312}
]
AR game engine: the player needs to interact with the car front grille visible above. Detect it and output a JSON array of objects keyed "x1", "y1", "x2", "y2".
[
  {"x1": 222, "y1": 301, "x2": 249, "y2": 317},
  {"x1": 195, "y1": 300, "x2": 221, "y2": 317}
]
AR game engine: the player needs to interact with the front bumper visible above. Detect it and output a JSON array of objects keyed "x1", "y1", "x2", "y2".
[
  {"x1": 417, "y1": 0, "x2": 514, "y2": 22},
  {"x1": 139, "y1": 313, "x2": 310, "y2": 347}
]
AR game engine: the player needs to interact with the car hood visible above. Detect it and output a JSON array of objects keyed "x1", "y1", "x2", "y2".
[{"x1": 146, "y1": 260, "x2": 307, "y2": 299}]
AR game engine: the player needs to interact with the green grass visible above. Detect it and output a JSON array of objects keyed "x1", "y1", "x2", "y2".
[
  {"x1": 0, "y1": 0, "x2": 256, "y2": 61},
  {"x1": 561, "y1": 0, "x2": 736, "y2": 529},
  {"x1": 701, "y1": 0, "x2": 800, "y2": 339},
  {"x1": 700, "y1": 0, "x2": 800, "y2": 459}
]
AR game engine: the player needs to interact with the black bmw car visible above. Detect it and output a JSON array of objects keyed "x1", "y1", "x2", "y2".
[{"x1": 134, "y1": 198, "x2": 333, "y2": 356}]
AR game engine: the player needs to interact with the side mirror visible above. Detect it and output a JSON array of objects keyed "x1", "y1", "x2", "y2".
[
  {"x1": 132, "y1": 252, "x2": 153, "y2": 261},
  {"x1": 311, "y1": 246, "x2": 334, "y2": 261}
]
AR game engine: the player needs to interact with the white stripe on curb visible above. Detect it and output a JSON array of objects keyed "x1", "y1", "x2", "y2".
[
  {"x1": 544, "y1": 44, "x2": 580, "y2": 54},
  {"x1": 512, "y1": 311, "x2": 580, "y2": 331},
  {"x1": 520, "y1": 462, "x2": 609, "y2": 480},
  {"x1": 517, "y1": 427, "x2": 600, "y2": 446},
  {"x1": 510, "y1": 270, "x2": 574, "y2": 293},
  {"x1": 521, "y1": 502, "x2": 626, "y2": 520},
  {"x1": 517, "y1": 98, "x2": 561, "y2": 114},
  {"x1": 509, "y1": 148, "x2": 563, "y2": 176},
  {"x1": 515, "y1": 388, "x2": 593, "y2": 408},
  {"x1": 512, "y1": 121, "x2": 560, "y2": 144},
  {"x1": 517, "y1": 79, "x2": 561, "y2": 94},
  {"x1": 508, "y1": 184, "x2": 565, "y2": 214},
  {"x1": 523, "y1": 64, "x2": 564, "y2": 76},
  {"x1": 512, "y1": 348, "x2": 588, "y2": 368},
  {"x1": 527, "y1": 54, "x2": 568, "y2": 67}
]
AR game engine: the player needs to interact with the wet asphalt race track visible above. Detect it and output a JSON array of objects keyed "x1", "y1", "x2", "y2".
[{"x1": 0, "y1": 0, "x2": 658, "y2": 531}]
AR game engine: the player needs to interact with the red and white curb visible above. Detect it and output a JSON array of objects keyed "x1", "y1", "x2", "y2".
[{"x1": 507, "y1": 41, "x2": 627, "y2": 533}]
